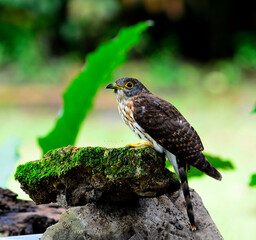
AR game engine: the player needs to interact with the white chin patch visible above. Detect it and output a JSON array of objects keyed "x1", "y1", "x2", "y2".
[{"x1": 116, "y1": 90, "x2": 128, "y2": 103}]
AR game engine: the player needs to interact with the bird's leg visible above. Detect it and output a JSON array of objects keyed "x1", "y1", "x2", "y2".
[
  {"x1": 186, "y1": 164, "x2": 191, "y2": 173},
  {"x1": 126, "y1": 142, "x2": 154, "y2": 148},
  {"x1": 178, "y1": 163, "x2": 197, "y2": 231}
]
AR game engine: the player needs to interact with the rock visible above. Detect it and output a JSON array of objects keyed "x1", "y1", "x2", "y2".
[
  {"x1": 41, "y1": 189, "x2": 223, "y2": 240},
  {"x1": 0, "y1": 188, "x2": 65, "y2": 237},
  {"x1": 14, "y1": 145, "x2": 223, "y2": 239},
  {"x1": 15, "y1": 145, "x2": 180, "y2": 207}
]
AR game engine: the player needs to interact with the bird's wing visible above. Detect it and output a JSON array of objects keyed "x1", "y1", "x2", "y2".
[{"x1": 133, "y1": 93, "x2": 204, "y2": 158}]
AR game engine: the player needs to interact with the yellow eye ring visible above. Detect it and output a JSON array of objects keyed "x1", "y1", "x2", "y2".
[{"x1": 125, "y1": 81, "x2": 133, "y2": 89}]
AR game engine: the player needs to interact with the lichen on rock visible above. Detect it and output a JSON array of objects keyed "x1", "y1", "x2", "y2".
[{"x1": 15, "y1": 145, "x2": 180, "y2": 206}]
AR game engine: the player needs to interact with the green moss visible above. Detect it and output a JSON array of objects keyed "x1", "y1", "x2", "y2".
[{"x1": 15, "y1": 145, "x2": 157, "y2": 189}]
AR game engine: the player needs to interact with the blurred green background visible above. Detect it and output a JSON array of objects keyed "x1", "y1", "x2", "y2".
[{"x1": 0, "y1": 0, "x2": 256, "y2": 239}]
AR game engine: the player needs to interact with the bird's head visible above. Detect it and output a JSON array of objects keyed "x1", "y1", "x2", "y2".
[{"x1": 106, "y1": 78, "x2": 147, "y2": 102}]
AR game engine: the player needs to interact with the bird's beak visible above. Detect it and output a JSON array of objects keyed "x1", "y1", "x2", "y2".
[{"x1": 106, "y1": 82, "x2": 124, "y2": 90}]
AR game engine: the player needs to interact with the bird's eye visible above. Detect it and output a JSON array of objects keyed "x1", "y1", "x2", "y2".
[{"x1": 125, "y1": 82, "x2": 133, "y2": 89}]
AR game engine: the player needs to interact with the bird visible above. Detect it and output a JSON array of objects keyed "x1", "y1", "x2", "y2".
[{"x1": 106, "y1": 77, "x2": 222, "y2": 231}]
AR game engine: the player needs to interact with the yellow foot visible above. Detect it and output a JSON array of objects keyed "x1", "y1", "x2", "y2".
[{"x1": 126, "y1": 142, "x2": 154, "y2": 148}]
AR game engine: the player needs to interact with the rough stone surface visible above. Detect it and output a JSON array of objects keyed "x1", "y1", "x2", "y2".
[
  {"x1": 14, "y1": 145, "x2": 223, "y2": 239},
  {"x1": 0, "y1": 188, "x2": 64, "y2": 237},
  {"x1": 41, "y1": 189, "x2": 223, "y2": 240},
  {"x1": 15, "y1": 146, "x2": 180, "y2": 207}
]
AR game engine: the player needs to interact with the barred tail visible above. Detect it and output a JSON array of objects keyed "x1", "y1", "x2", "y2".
[
  {"x1": 178, "y1": 165, "x2": 197, "y2": 231},
  {"x1": 189, "y1": 152, "x2": 222, "y2": 181}
]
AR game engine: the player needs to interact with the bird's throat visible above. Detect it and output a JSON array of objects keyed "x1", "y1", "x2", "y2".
[{"x1": 115, "y1": 90, "x2": 129, "y2": 104}]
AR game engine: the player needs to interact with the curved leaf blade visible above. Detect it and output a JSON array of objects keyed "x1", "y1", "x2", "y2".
[
  {"x1": 249, "y1": 173, "x2": 256, "y2": 187},
  {"x1": 38, "y1": 21, "x2": 151, "y2": 154}
]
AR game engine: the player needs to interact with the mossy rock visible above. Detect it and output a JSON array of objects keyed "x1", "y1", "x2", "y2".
[{"x1": 15, "y1": 145, "x2": 180, "y2": 206}]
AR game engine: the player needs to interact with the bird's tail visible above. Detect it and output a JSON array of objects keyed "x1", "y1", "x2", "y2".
[
  {"x1": 188, "y1": 152, "x2": 222, "y2": 181},
  {"x1": 178, "y1": 164, "x2": 197, "y2": 231}
]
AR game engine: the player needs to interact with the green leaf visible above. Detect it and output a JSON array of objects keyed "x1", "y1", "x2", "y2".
[
  {"x1": 253, "y1": 104, "x2": 256, "y2": 113},
  {"x1": 249, "y1": 173, "x2": 256, "y2": 187},
  {"x1": 187, "y1": 153, "x2": 235, "y2": 179},
  {"x1": 38, "y1": 21, "x2": 152, "y2": 154},
  {"x1": 0, "y1": 136, "x2": 21, "y2": 188}
]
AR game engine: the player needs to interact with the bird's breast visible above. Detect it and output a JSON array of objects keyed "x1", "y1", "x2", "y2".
[
  {"x1": 117, "y1": 99, "x2": 162, "y2": 151},
  {"x1": 118, "y1": 100, "x2": 136, "y2": 131}
]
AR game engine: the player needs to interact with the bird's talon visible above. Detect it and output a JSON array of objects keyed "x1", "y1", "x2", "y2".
[
  {"x1": 125, "y1": 142, "x2": 153, "y2": 148},
  {"x1": 191, "y1": 225, "x2": 198, "y2": 231}
]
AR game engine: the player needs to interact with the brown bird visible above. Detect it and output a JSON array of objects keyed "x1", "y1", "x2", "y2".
[{"x1": 106, "y1": 77, "x2": 222, "y2": 231}]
